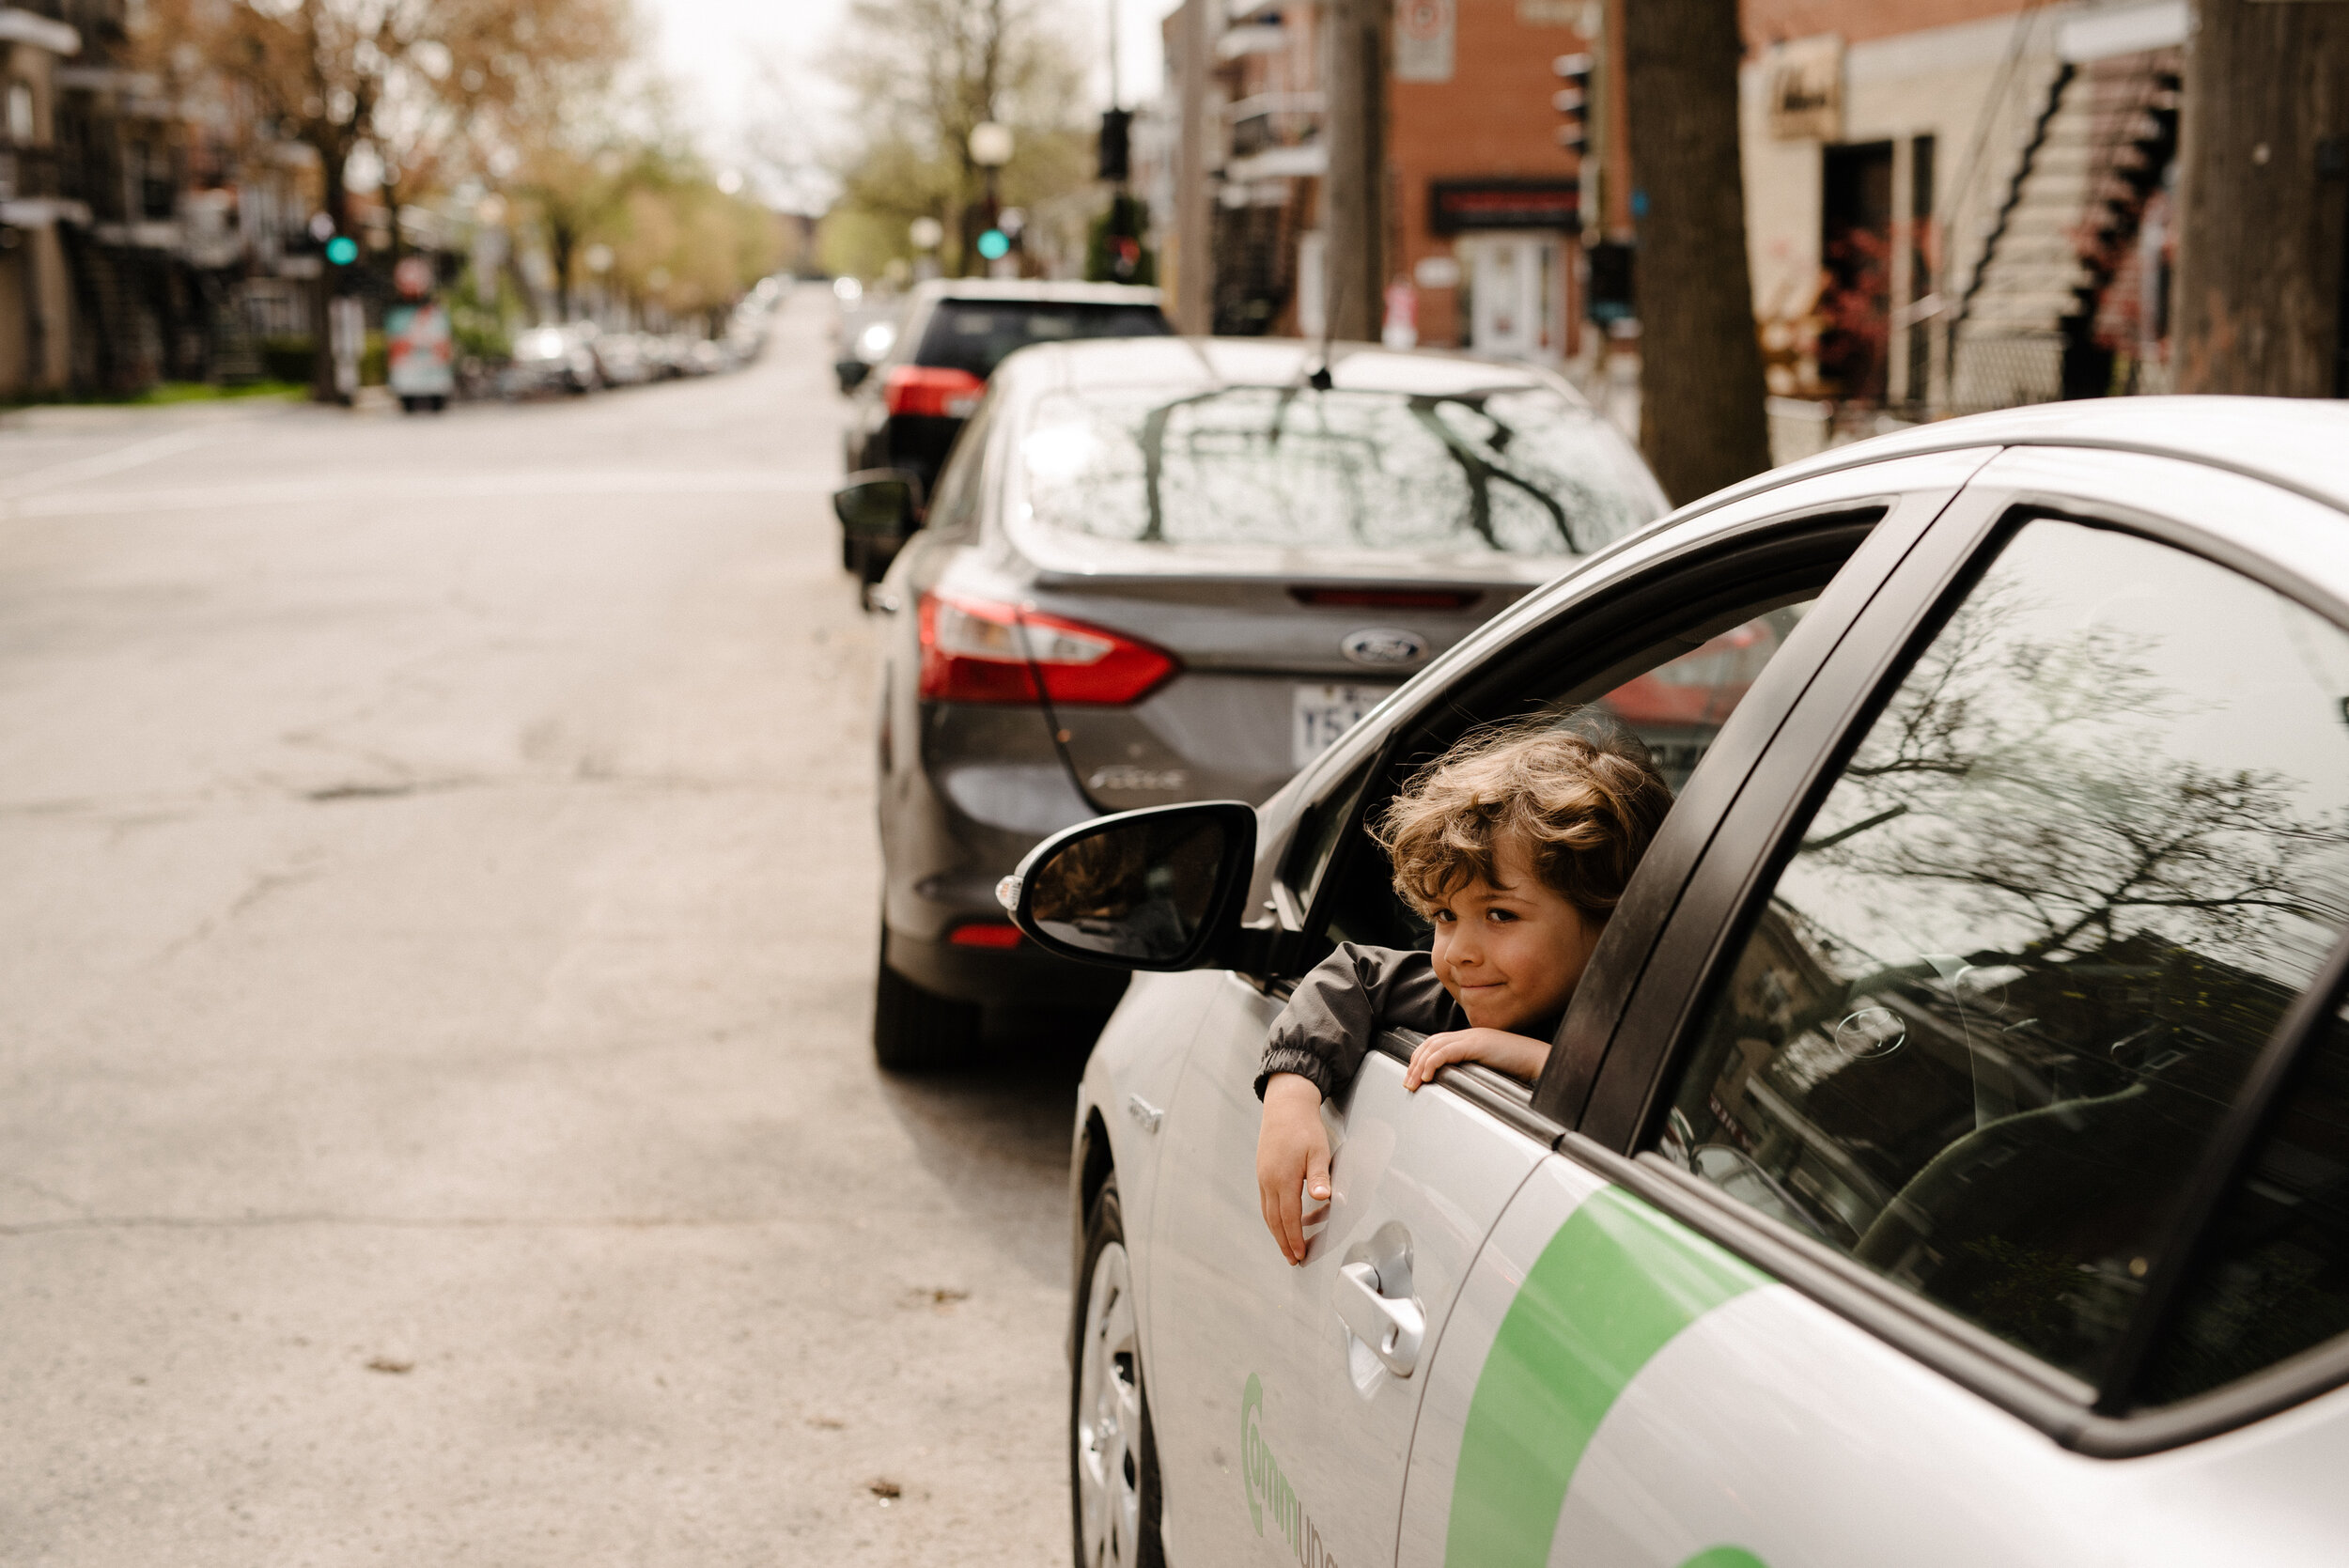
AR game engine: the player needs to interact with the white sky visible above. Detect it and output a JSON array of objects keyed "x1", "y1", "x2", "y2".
[{"x1": 642, "y1": 0, "x2": 1175, "y2": 207}]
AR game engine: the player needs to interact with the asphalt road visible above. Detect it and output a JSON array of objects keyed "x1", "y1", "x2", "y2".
[{"x1": 0, "y1": 290, "x2": 1079, "y2": 1565}]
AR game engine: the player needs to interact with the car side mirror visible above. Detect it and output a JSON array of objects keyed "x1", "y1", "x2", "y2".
[
  {"x1": 1000, "y1": 801, "x2": 1258, "y2": 970},
  {"x1": 834, "y1": 358, "x2": 873, "y2": 393},
  {"x1": 832, "y1": 470, "x2": 923, "y2": 542}
]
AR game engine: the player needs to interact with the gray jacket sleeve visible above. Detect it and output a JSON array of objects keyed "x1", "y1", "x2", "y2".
[{"x1": 1255, "y1": 942, "x2": 1458, "y2": 1101}]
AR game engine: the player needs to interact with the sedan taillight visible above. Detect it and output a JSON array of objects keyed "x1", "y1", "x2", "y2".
[
  {"x1": 884, "y1": 365, "x2": 987, "y2": 418},
  {"x1": 918, "y1": 592, "x2": 1177, "y2": 706}
]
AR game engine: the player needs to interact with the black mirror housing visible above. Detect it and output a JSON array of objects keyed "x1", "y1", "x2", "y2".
[
  {"x1": 832, "y1": 469, "x2": 924, "y2": 542},
  {"x1": 833, "y1": 358, "x2": 873, "y2": 393},
  {"x1": 1002, "y1": 801, "x2": 1258, "y2": 971}
]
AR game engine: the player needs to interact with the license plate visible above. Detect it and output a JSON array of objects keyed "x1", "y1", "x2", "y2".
[{"x1": 1293, "y1": 684, "x2": 1393, "y2": 768}]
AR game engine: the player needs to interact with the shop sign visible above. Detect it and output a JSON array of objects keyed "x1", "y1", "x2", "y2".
[
  {"x1": 1766, "y1": 35, "x2": 1844, "y2": 141},
  {"x1": 1428, "y1": 179, "x2": 1580, "y2": 235},
  {"x1": 1395, "y1": 0, "x2": 1456, "y2": 82}
]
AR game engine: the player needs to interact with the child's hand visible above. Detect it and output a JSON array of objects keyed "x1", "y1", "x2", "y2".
[
  {"x1": 1256, "y1": 1073, "x2": 1332, "y2": 1265},
  {"x1": 1405, "y1": 1028, "x2": 1552, "y2": 1090}
]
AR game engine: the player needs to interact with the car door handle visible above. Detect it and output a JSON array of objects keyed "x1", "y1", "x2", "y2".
[{"x1": 1332, "y1": 1260, "x2": 1425, "y2": 1377}]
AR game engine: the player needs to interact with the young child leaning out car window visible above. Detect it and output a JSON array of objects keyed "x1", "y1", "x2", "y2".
[{"x1": 1252, "y1": 720, "x2": 1673, "y2": 1263}]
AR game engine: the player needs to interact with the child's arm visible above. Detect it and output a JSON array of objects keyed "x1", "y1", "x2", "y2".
[
  {"x1": 1254, "y1": 944, "x2": 1453, "y2": 1263},
  {"x1": 1256, "y1": 1073, "x2": 1330, "y2": 1265},
  {"x1": 1403, "y1": 1028, "x2": 1552, "y2": 1090}
]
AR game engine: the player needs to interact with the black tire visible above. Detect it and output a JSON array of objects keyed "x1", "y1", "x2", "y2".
[
  {"x1": 1071, "y1": 1178, "x2": 1164, "y2": 1568},
  {"x1": 872, "y1": 939, "x2": 980, "y2": 1071}
]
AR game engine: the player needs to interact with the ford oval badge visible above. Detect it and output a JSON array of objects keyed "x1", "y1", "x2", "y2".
[{"x1": 1341, "y1": 628, "x2": 1428, "y2": 667}]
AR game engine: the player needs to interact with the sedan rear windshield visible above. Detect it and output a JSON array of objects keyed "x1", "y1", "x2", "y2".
[
  {"x1": 916, "y1": 303, "x2": 1172, "y2": 380},
  {"x1": 1018, "y1": 384, "x2": 1664, "y2": 555}
]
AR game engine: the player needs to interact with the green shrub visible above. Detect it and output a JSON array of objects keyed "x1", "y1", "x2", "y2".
[{"x1": 260, "y1": 336, "x2": 316, "y2": 384}]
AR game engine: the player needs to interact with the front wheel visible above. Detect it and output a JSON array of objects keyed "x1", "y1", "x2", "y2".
[{"x1": 1072, "y1": 1179, "x2": 1163, "y2": 1568}]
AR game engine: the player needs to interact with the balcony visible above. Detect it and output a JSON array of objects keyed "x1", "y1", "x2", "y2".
[
  {"x1": 1225, "y1": 91, "x2": 1321, "y2": 159},
  {"x1": 0, "y1": 142, "x2": 62, "y2": 199}
]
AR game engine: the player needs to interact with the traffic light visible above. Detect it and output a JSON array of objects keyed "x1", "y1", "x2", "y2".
[
  {"x1": 324, "y1": 234, "x2": 358, "y2": 267},
  {"x1": 1097, "y1": 107, "x2": 1131, "y2": 184},
  {"x1": 1552, "y1": 53, "x2": 1594, "y2": 151}
]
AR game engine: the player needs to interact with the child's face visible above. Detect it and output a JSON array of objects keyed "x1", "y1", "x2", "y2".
[{"x1": 1427, "y1": 834, "x2": 1605, "y2": 1033}]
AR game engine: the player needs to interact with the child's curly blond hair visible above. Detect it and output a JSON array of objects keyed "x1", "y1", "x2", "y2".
[{"x1": 1374, "y1": 718, "x2": 1673, "y2": 920}]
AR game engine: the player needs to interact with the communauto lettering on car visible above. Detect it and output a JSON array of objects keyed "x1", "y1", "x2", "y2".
[{"x1": 1241, "y1": 1374, "x2": 1338, "y2": 1568}]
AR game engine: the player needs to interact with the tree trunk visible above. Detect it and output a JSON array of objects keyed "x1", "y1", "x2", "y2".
[
  {"x1": 1621, "y1": 0, "x2": 1772, "y2": 504},
  {"x1": 1322, "y1": 0, "x2": 1388, "y2": 342},
  {"x1": 551, "y1": 221, "x2": 577, "y2": 322},
  {"x1": 1171, "y1": 0, "x2": 1213, "y2": 333},
  {"x1": 2174, "y1": 0, "x2": 2349, "y2": 396}
]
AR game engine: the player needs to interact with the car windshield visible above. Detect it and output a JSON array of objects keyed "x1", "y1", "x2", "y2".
[
  {"x1": 1017, "y1": 383, "x2": 1663, "y2": 555},
  {"x1": 915, "y1": 303, "x2": 1171, "y2": 379}
]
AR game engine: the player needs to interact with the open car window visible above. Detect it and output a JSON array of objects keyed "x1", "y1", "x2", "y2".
[{"x1": 1297, "y1": 586, "x2": 1827, "y2": 968}]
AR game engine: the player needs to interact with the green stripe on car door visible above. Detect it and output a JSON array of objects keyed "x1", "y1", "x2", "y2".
[{"x1": 1444, "y1": 1185, "x2": 1768, "y2": 1568}]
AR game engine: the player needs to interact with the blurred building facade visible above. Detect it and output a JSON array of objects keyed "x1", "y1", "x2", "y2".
[
  {"x1": 1150, "y1": 0, "x2": 1610, "y2": 362},
  {"x1": 0, "y1": 0, "x2": 332, "y2": 399},
  {"x1": 1143, "y1": 0, "x2": 2187, "y2": 444},
  {"x1": 1744, "y1": 0, "x2": 2186, "y2": 445}
]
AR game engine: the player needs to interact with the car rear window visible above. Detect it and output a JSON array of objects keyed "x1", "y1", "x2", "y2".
[
  {"x1": 1017, "y1": 384, "x2": 1666, "y2": 556},
  {"x1": 915, "y1": 303, "x2": 1171, "y2": 379}
]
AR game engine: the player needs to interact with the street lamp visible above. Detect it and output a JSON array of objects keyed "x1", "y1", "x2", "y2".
[
  {"x1": 967, "y1": 120, "x2": 1014, "y2": 274},
  {"x1": 968, "y1": 120, "x2": 1014, "y2": 169}
]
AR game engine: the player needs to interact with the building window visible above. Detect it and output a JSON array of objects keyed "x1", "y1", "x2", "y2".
[{"x1": 6, "y1": 82, "x2": 34, "y2": 146}]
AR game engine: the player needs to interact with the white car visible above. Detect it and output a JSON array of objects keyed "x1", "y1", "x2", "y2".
[{"x1": 1002, "y1": 397, "x2": 2349, "y2": 1568}]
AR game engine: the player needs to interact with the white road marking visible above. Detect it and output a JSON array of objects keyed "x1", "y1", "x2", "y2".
[
  {"x1": 0, "y1": 469, "x2": 842, "y2": 519},
  {"x1": 0, "y1": 426, "x2": 221, "y2": 500}
]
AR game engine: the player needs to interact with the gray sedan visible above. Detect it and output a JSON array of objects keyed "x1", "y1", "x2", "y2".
[{"x1": 840, "y1": 336, "x2": 1668, "y2": 1068}]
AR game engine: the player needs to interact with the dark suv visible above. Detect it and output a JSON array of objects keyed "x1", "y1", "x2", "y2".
[{"x1": 837, "y1": 280, "x2": 1170, "y2": 579}]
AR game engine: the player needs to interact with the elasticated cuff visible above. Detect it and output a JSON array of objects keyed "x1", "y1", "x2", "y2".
[{"x1": 1254, "y1": 1047, "x2": 1336, "y2": 1103}]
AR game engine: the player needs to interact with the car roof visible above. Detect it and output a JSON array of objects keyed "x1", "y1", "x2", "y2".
[
  {"x1": 993, "y1": 335, "x2": 1590, "y2": 403},
  {"x1": 909, "y1": 279, "x2": 1164, "y2": 308},
  {"x1": 1701, "y1": 396, "x2": 2349, "y2": 518}
]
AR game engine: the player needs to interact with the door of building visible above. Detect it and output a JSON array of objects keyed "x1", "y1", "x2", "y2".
[{"x1": 1462, "y1": 234, "x2": 1561, "y2": 361}]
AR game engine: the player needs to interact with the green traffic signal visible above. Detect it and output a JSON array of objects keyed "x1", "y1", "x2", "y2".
[
  {"x1": 976, "y1": 229, "x2": 1010, "y2": 260},
  {"x1": 325, "y1": 235, "x2": 359, "y2": 266}
]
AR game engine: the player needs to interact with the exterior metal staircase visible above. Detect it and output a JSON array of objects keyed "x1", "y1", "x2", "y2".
[{"x1": 1950, "y1": 47, "x2": 2183, "y2": 411}]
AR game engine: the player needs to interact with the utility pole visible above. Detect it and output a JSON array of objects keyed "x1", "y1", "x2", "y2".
[
  {"x1": 1173, "y1": 0, "x2": 1214, "y2": 333},
  {"x1": 1321, "y1": 0, "x2": 1389, "y2": 343},
  {"x1": 2174, "y1": 0, "x2": 2349, "y2": 396}
]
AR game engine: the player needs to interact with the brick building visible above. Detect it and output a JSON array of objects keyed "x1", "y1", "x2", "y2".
[
  {"x1": 1152, "y1": 0, "x2": 1613, "y2": 364},
  {"x1": 1148, "y1": 0, "x2": 2189, "y2": 442}
]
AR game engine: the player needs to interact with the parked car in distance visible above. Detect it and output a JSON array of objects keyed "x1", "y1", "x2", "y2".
[
  {"x1": 832, "y1": 286, "x2": 903, "y2": 393},
  {"x1": 1010, "y1": 396, "x2": 2349, "y2": 1568},
  {"x1": 843, "y1": 335, "x2": 1668, "y2": 1068},
  {"x1": 502, "y1": 323, "x2": 600, "y2": 396},
  {"x1": 590, "y1": 331, "x2": 657, "y2": 388},
  {"x1": 837, "y1": 279, "x2": 1171, "y2": 578}
]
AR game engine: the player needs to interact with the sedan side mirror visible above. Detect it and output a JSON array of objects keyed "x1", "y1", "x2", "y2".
[
  {"x1": 832, "y1": 469, "x2": 924, "y2": 542},
  {"x1": 834, "y1": 358, "x2": 873, "y2": 393},
  {"x1": 1000, "y1": 801, "x2": 1258, "y2": 970}
]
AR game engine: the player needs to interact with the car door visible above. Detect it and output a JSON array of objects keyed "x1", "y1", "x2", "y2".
[
  {"x1": 1140, "y1": 448, "x2": 1999, "y2": 1567},
  {"x1": 1398, "y1": 446, "x2": 2349, "y2": 1565}
]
